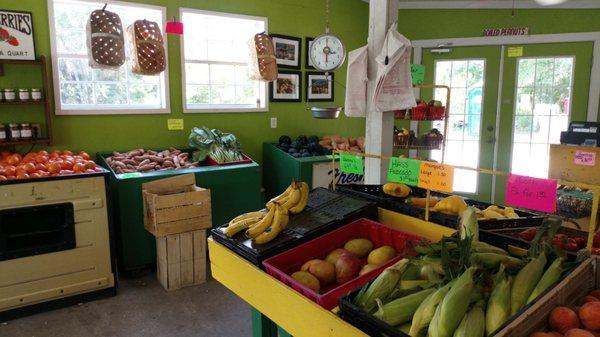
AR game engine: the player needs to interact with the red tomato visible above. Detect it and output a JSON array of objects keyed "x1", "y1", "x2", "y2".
[
  {"x1": 60, "y1": 160, "x2": 74, "y2": 170},
  {"x1": 38, "y1": 170, "x2": 50, "y2": 177},
  {"x1": 35, "y1": 163, "x2": 46, "y2": 171},
  {"x1": 0, "y1": 175, "x2": 6, "y2": 181},
  {"x1": 16, "y1": 172, "x2": 29, "y2": 179},
  {"x1": 22, "y1": 162, "x2": 36, "y2": 174},
  {"x1": 518, "y1": 228, "x2": 537, "y2": 242},
  {"x1": 552, "y1": 236, "x2": 565, "y2": 250},
  {"x1": 50, "y1": 151, "x2": 61, "y2": 159},
  {"x1": 592, "y1": 248, "x2": 600, "y2": 256},
  {"x1": 62, "y1": 150, "x2": 73, "y2": 156},
  {"x1": 48, "y1": 162, "x2": 61, "y2": 174},
  {"x1": 29, "y1": 172, "x2": 41, "y2": 178},
  {"x1": 564, "y1": 238, "x2": 579, "y2": 252},
  {"x1": 84, "y1": 161, "x2": 96, "y2": 170},
  {"x1": 3, "y1": 165, "x2": 16, "y2": 177},
  {"x1": 59, "y1": 170, "x2": 74, "y2": 175},
  {"x1": 73, "y1": 162, "x2": 86, "y2": 173},
  {"x1": 37, "y1": 150, "x2": 49, "y2": 156},
  {"x1": 35, "y1": 154, "x2": 48, "y2": 164},
  {"x1": 574, "y1": 237, "x2": 588, "y2": 249},
  {"x1": 79, "y1": 151, "x2": 90, "y2": 160},
  {"x1": 6, "y1": 175, "x2": 16, "y2": 180},
  {"x1": 7, "y1": 154, "x2": 21, "y2": 166},
  {"x1": 1, "y1": 151, "x2": 10, "y2": 158}
]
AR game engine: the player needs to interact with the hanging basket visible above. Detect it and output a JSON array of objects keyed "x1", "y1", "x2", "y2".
[
  {"x1": 127, "y1": 20, "x2": 166, "y2": 75},
  {"x1": 248, "y1": 33, "x2": 278, "y2": 82},
  {"x1": 86, "y1": 9, "x2": 125, "y2": 69}
]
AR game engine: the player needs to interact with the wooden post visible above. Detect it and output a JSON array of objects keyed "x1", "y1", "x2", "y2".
[{"x1": 364, "y1": 0, "x2": 399, "y2": 184}]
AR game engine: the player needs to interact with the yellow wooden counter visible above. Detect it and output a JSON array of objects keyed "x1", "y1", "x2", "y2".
[{"x1": 209, "y1": 208, "x2": 455, "y2": 337}]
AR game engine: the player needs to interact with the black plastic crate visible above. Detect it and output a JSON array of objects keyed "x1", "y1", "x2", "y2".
[{"x1": 211, "y1": 188, "x2": 377, "y2": 267}]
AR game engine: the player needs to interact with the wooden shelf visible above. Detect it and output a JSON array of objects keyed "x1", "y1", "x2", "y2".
[
  {"x1": 0, "y1": 59, "x2": 43, "y2": 65},
  {"x1": 394, "y1": 145, "x2": 442, "y2": 150},
  {"x1": 0, "y1": 100, "x2": 46, "y2": 106},
  {"x1": 0, "y1": 138, "x2": 51, "y2": 147}
]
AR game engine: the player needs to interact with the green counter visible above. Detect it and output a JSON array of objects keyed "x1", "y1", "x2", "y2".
[
  {"x1": 98, "y1": 152, "x2": 263, "y2": 271},
  {"x1": 262, "y1": 143, "x2": 364, "y2": 200}
]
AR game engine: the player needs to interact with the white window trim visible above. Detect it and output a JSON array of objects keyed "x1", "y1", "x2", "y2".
[
  {"x1": 47, "y1": 0, "x2": 171, "y2": 115},
  {"x1": 179, "y1": 7, "x2": 269, "y2": 113}
]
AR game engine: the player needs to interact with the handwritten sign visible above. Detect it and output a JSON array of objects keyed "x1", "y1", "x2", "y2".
[
  {"x1": 388, "y1": 157, "x2": 421, "y2": 186},
  {"x1": 118, "y1": 172, "x2": 143, "y2": 179},
  {"x1": 505, "y1": 174, "x2": 557, "y2": 213},
  {"x1": 339, "y1": 153, "x2": 364, "y2": 175},
  {"x1": 574, "y1": 151, "x2": 596, "y2": 166},
  {"x1": 483, "y1": 27, "x2": 529, "y2": 37},
  {"x1": 507, "y1": 47, "x2": 523, "y2": 58},
  {"x1": 418, "y1": 162, "x2": 454, "y2": 192},
  {"x1": 411, "y1": 64, "x2": 425, "y2": 85},
  {"x1": 167, "y1": 119, "x2": 184, "y2": 130}
]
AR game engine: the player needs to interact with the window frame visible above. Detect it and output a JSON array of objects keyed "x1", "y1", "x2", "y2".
[
  {"x1": 47, "y1": 0, "x2": 171, "y2": 115},
  {"x1": 179, "y1": 7, "x2": 269, "y2": 113}
]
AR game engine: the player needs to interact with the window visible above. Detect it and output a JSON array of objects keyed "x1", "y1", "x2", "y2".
[
  {"x1": 431, "y1": 59, "x2": 485, "y2": 194},
  {"x1": 48, "y1": 0, "x2": 168, "y2": 115},
  {"x1": 511, "y1": 57, "x2": 574, "y2": 178},
  {"x1": 181, "y1": 9, "x2": 267, "y2": 112}
]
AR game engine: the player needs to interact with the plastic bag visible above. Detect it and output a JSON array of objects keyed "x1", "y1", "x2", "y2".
[
  {"x1": 344, "y1": 45, "x2": 368, "y2": 117},
  {"x1": 373, "y1": 23, "x2": 416, "y2": 113}
]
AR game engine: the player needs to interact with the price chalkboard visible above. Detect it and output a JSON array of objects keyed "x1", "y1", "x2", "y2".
[
  {"x1": 387, "y1": 157, "x2": 421, "y2": 186},
  {"x1": 339, "y1": 153, "x2": 364, "y2": 175},
  {"x1": 418, "y1": 161, "x2": 454, "y2": 192},
  {"x1": 505, "y1": 174, "x2": 557, "y2": 213}
]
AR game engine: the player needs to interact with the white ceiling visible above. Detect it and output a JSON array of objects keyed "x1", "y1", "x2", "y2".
[{"x1": 363, "y1": 0, "x2": 600, "y2": 9}]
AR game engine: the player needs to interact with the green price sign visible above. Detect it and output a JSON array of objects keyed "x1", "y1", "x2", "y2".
[
  {"x1": 118, "y1": 172, "x2": 143, "y2": 179},
  {"x1": 387, "y1": 157, "x2": 421, "y2": 186},
  {"x1": 411, "y1": 64, "x2": 425, "y2": 85},
  {"x1": 340, "y1": 153, "x2": 364, "y2": 175}
]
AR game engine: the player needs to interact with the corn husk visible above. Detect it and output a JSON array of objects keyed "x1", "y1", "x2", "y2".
[
  {"x1": 527, "y1": 257, "x2": 563, "y2": 304},
  {"x1": 453, "y1": 301, "x2": 485, "y2": 337},
  {"x1": 373, "y1": 288, "x2": 435, "y2": 326},
  {"x1": 409, "y1": 281, "x2": 454, "y2": 337},
  {"x1": 458, "y1": 207, "x2": 479, "y2": 241},
  {"x1": 510, "y1": 252, "x2": 547, "y2": 314},
  {"x1": 486, "y1": 266, "x2": 512, "y2": 336},
  {"x1": 356, "y1": 259, "x2": 408, "y2": 311},
  {"x1": 431, "y1": 267, "x2": 476, "y2": 337}
]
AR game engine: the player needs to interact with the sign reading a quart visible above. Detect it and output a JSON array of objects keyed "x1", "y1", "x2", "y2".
[
  {"x1": 483, "y1": 27, "x2": 529, "y2": 37},
  {"x1": 0, "y1": 10, "x2": 36, "y2": 60}
]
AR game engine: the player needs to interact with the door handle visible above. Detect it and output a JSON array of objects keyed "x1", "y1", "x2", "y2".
[{"x1": 486, "y1": 125, "x2": 496, "y2": 144}]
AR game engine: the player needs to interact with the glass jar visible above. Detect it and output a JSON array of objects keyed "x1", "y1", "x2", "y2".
[
  {"x1": 31, "y1": 88, "x2": 42, "y2": 101},
  {"x1": 0, "y1": 124, "x2": 6, "y2": 143},
  {"x1": 31, "y1": 123, "x2": 42, "y2": 138},
  {"x1": 3, "y1": 89, "x2": 15, "y2": 102},
  {"x1": 8, "y1": 123, "x2": 20, "y2": 141},
  {"x1": 20, "y1": 123, "x2": 32, "y2": 141},
  {"x1": 18, "y1": 89, "x2": 30, "y2": 101}
]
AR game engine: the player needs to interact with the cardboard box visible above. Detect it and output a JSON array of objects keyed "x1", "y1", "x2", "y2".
[
  {"x1": 156, "y1": 230, "x2": 207, "y2": 291},
  {"x1": 142, "y1": 174, "x2": 212, "y2": 237},
  {"x1": 496, "y1": 257, "x2": 598, "y2": 336}
]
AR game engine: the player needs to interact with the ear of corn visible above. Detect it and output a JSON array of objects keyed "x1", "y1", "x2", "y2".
[
  {"x1": 469, "y1": 252, "x2": 523, "y2": 269},
  {"x1": 427, "y1": 301, "x2": 443, "y2": 337},
  {"x1": 471, "y1": 241, "x2": 508, "y2": 255},
  {"x1": 398, "y1": 323, "x2": 412, "y2": 335},
  {"x1": 409, "y1": 281, "x2": 455, "y2": 337},
  {"x1": 453, "y1": 301, "x2": 485, "y2": 337},
  {"x1": 433, "y1": 267, "x2": 476, "y2": 337},
  {"x1": 527, "y1": 257, "x2": 563, "y2": 304},
  {"x1": 510, "y1": 251, "x2": 547, "y2": 315},
  {"x1": 459, "y1": 207, "x2": 479, "y2": 241},
  {"x1": 486, "y1": 266, "x2": 512, "y2": 336},
  {"x1": 355, "y1": 259, "x2": 408, "y2": 312},
  {"x1": 373, "y1": 288, "x2": 435, "y2": 326}
]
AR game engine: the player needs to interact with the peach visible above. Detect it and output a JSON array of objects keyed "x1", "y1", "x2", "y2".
[
  {"x1": 584, "y1": 296, "x2": 600, "y2": 304},
  {"x1": 580, "y1": 302, "x2": 600, "y2": 330},
  {"x1": 564, "y1": 329, "x2": 594, "y2": 337},
  {"x1": 550, "y1": 307, "x2": 581, "y2": 333}
]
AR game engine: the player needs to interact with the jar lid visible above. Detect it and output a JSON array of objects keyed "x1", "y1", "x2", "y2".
[
  {"x1": 3, "y1": 88, "x2": 14, "y2": 91},
  {"x1": 8, "y1": 123, "x2": 18, "y2": 127},
  {"x1": 18, "y1": 88, "x2": 29, "y2": 91},
  {"x1": 20, "y1": 123, "x2": 30, "y2": 127},
  {"x1": 31, "y1": 88, "x2": 41, "y2": 91}
]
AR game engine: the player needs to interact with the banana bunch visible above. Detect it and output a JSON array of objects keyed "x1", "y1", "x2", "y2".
[{"x1": 222, "y1": 181, "x2": 309, "y2": 244}]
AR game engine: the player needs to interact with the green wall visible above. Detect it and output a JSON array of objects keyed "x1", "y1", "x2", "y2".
[{"x1": 0, "y1": 0, "x2": 369, "y2": 162}]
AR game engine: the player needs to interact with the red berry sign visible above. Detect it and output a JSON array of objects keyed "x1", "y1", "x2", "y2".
[{"x1": 0, "y1": 10, "x2": 35, "y2": 60}]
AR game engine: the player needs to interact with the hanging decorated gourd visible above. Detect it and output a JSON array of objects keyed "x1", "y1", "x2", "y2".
[
  {"x1": 126, "y1": 19, "x2": 166, "y2": 75},
  {"x1": 86, "y1": 7, "x2": 125, "y2": 69},
  {"x1": 247, "y1": 33, "x2": 277, "y2": 82}
]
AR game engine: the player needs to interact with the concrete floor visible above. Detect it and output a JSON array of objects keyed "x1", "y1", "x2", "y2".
[{"x1": 0, "y1": 275, "x2": 252, "y2": 337}]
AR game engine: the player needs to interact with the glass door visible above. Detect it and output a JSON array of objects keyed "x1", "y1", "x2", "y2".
[
  {"x1": 421, "y1": 46, "x2": 501, "y2": 202},
  {"x1": 495, "y1": 42, "x2": 594, "y2": 204}
]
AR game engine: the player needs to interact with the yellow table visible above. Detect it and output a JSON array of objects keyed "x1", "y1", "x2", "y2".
[{"x1": 209, "y1": 208, "x2": 455, "y2": 337}]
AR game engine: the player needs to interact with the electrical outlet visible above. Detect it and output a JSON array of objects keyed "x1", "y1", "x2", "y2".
[{"x1": 270, "y1": 117, "x2": 277, "y2": 129}]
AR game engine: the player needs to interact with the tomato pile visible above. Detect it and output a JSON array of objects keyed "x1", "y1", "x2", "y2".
[
  {"x1": 518, "y1": 227, "x2": 595, "y2": 253},
  {"x1": 0, "y1": 150, "x2": 102, "y2": 181}
]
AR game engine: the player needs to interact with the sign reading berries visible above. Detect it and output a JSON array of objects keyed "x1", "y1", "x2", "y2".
[{"x1": 0, "y1": 10, "x2": 35, "y2": 60}]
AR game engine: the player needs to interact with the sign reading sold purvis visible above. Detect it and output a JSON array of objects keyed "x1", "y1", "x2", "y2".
[{"x1": 0, "y1": 10, "x2": 36, "y2": 60}]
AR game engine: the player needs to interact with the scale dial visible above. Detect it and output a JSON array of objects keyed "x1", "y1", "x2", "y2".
[{"x1": 309, "y1": 33, "x2": 346, "y2": 72}]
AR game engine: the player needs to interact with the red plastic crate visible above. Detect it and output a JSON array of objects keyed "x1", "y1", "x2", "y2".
[
  {"x1": 410, "y1": 105, "x2": 428, "y2": 120},
  {"x1": 262, "y1": 218, "x2": 426, "y2": 310},
  {"x1": 428, "y1": 106, "x2": 446, "y2": 120},
  {"x1": 205, "y1": 153, "x2": 253, "y2": 166}
]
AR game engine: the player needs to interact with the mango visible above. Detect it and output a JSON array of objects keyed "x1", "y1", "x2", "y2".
[
  {"x1": 291, "y1": 271, "x2": 320, "y2": 292},
  {"x1": 304, "y1": 259, "x2": 335, "y2": 285},
  {"x1": 359, "y1": 264, "x2": 378, "y2": 276},
  {"x1": 367, "y1": 246, "x2": 396, "y2": 266},
  {"x1": 344, "y1": 238, "x2": 374, "y2": 258},
  {"x1": 325, "y1": 248, "x2": 349, "y2": 265}
]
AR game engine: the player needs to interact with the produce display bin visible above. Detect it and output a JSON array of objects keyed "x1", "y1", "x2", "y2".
[
  {"x1": 262, "y1": 218, "x2": 424, "y2": 310},
  {"x1": 97, "y1": 149, "x2": 263, "y2": 271},
  {"x1": 262, "y1": 143, "x2": 364, "y2": 201},
  {"x1": 211, "y1": 188, "x2": 377, "y2": 267},
  {"x1": 494, "y1": 256, "x2": 599, "y2": 336},
  {"x1": 336, "y1": 183, "x2": 545, "y2": 230}
]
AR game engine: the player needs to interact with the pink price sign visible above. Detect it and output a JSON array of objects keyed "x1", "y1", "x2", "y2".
[
  {"x1": 574, "y1": 151, "x2": 596, "y2": 166},
  {"x1": 505, "y1": 174, "x2": 557, "y2": 213}
]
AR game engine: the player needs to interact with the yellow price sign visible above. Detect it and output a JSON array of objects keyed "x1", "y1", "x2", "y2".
[
  {"x1": 507, "y1": 46, "x2": 523, "y2": 57},
  {"x1": 167, "y1": 119, "x2": 184, "y2": 131},
  {"x1": 418, "y1": 161, "x2": 454, "y2": 193}
]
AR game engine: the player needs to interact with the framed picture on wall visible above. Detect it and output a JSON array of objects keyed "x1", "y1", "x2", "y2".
[
  {"x1": 271, "y1": 34, "x2": 301, "y2": 69},
  {"x1": 270, "y1": 71, "x2": 302, "y2": 102},
  {"x1": 305, "y1": 37, "x2": 314, "y2": 69},
  {"x1": 306, "y1": 72, "x2": 334, "y2": 102},
  {"x1": 0, "y1": 10, "x2": 36, "y2": 60}
]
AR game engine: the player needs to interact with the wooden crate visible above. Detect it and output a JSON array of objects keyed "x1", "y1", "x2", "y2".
[
  {"x1": 496, "y1": 257, "x2": 599, "y2": 336},
  {"x1": 156, "y1": 230, "x2": 207, "y2": 291},
  {"x1": 549, "y1": 144, "x2": 600, "y2": 185},
  {"x1": 142, "y1": 174, "x2": 212, "y2": 237}
]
